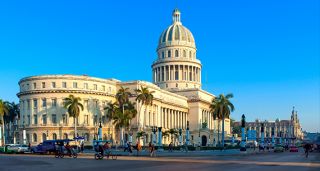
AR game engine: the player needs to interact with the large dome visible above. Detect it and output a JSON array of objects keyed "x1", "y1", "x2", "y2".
[{"x1": 158, "y1": 9, "x2": 196, "y2": 49}]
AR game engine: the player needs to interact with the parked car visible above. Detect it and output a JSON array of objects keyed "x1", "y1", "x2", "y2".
[
  {"x1": 7, "y1": 144, "x2": 29, "y2": 153},
  {"x1": 289, "y1": 145, "x2": 298, "y2": 152},
  {"x1": 31, "y1": 140, "x2": 57, "y2": 154},
  {"x1": 274, "y1": 144, "x2": 284, "y2": 152},
  {"x1": 0, "y1": 144, "x2": 17, "y2": 153}
]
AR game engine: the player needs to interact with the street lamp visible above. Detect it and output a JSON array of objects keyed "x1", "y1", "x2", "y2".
[
  {"x1": 151, "y1": 126, "x2": 157, "y2": 145},
  {"x1": 178, "y1": 128, "x2": 182, "y2": 146}
]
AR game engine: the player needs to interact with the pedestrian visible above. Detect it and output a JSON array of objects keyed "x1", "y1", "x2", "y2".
[
  {"x1": 136, "y1": 141, "x2": 142, "y2": 156},
  {"x1": 149, "y1": 142, "x2": 155, "y2": 157},
  {"x1": 124, "y1": 141, "x2": 129, "y2": 152},
  {"x1": 128, "y1": 142, "x2": 133, "y2": 154},
  {"x1": 304, "y1": 143, "x2": 311, "y2": 158},
  {"x1": 80, "y1": 141, "x2": 84, "y2": 153},
  {"x1": 184, "y1": 142, "x2": 188, "y2": 153},
  {"x1": 28, "y1": 142, "x2": 31, "y2": 151},
  {"x1": 169, "y1": 142, "x2": 173, "y2": 152}
]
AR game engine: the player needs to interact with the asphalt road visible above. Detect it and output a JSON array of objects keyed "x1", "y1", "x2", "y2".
[{"x1": 0, "y1": 150, "x2": 319, "y2": 171}]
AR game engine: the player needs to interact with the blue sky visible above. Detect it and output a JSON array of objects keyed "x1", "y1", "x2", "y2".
[{"x1": 0, "y1": 0, "x2": 319, "y2": 132}]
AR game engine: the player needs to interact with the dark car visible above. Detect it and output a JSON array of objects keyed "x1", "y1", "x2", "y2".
[{"x1": 31, "y1": 140, "x2": 57, "y2": 154}]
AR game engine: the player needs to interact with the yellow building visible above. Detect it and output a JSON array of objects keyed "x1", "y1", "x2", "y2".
[{"x1": 17, "y1": 9, "x2": 230, "y2": 146}]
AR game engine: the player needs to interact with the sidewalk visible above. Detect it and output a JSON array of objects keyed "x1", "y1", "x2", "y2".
[{"x1": 79, "y1": 148, "x2": 259, "y2": 157}]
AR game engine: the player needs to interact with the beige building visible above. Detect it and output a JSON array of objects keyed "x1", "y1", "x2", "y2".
[
  {"x1": 234, "y1": 107, "x2": 303, "y2": 143},
  {"x1": 16, "y1": 9, "x2": 230, "y2": 146}
]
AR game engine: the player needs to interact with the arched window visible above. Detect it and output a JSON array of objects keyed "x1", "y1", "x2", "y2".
[
  {"x1": 193, "y1": 52, "x2": 196, "y2": 58},
  {"x1": 175, "y1": 50, "x2": 179, "y2": 57},
  {"x1": 183, "y1": 50, "x2": 186, "y2": 57},
  {"x1": 162, "y1": 51, "x2": 165, "y2": 58},
  {"x1": 52, "y1": 133, "x2": 57, "y2": 140},
  {"x1": 84, "y1": 133, "x2": 90, "y2": 142},
  {"x1": 168, "y1": 50, "x2": 171, "y2": 58},
  {"x1": 63, "y1": 133, "x2": 68, "y2": 139},
  {"x1": 189, "y1": 51, "x2": 192, "y2": 58},
  {"x1": 42, "y1": 133, "x2": 47, "y2": 141},
  {"x1": 33, "y1": 133, "x2": 37, "y2": 142},
  {"x1": 103, "y1": 134, "x2": 107, "y2": 140}
]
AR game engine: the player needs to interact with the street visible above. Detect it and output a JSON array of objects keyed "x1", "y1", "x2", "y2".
[{"x1": 0, "y1": 150, "x2": 319, "y2": 171}]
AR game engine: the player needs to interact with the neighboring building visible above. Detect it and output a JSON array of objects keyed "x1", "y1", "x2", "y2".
[
  {"x1": 234, "y1": 107, "x2": 303, "y2": 143},
  {"x1": 16, "y1": 9, "x2": 230, "y2": 146}
]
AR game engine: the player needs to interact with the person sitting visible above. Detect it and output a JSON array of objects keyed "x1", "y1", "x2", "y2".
[
  {"x1": 103, "y1": 142, "x2": 111, "y2": 157},
  {"x1": 65, "y1": 142, "x2": 72, "y2": 156}
]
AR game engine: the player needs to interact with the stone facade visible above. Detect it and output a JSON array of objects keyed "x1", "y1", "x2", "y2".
[
  {"x1": 234, "y1": 107, "x2": 303, "y2": 143},
  {"x1": 16, "y1": 9, "x2": 231, "y2": 146}
]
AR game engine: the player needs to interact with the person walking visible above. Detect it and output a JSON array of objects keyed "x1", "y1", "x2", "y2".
[
  {"x1": 136, "y1": 141, "x2": 142, "y2": 156},
  {"x1": 169, "y1": 142, "x2": 173, "y2": 152},
  {"x1": 304, "y1": 143, "x2": 311, "y2": 158}
]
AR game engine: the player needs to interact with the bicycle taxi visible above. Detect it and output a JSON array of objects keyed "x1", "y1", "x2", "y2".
[
  {"x1": 93, "y1": 140, "x2": 117, "y2": 160},
  {"x1": 54, "y1": 139, "x2": 78, "y2": 159}
]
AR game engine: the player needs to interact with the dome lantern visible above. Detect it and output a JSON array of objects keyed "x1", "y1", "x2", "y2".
[{"x1": 172, "y1": 8, "x2": 181, "y2": 24}]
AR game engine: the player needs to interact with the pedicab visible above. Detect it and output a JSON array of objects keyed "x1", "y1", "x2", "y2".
[{"x1": 93, "y1": 140, "x2": 117, "y2": 160}]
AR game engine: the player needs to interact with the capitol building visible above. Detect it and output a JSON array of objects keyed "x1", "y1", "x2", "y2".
[{"x1": 16, "y1": 9, "x2": 230, "y2": 146}]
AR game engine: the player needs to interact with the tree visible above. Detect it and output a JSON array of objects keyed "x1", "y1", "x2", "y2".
[
  {"x1": 135, "y1": 86, "x2": 154, "y2": 130},
  {"x1": 163, "y1": 129, "x2": 178, "y2": 144},
  {"x1": 136, "y1": 131, "x2": 146, "y2": 143},
  {"x1": 0, "y1": 99, "x2": 9, "y2": 145},
  {"x1": 4, "y1": 102, "x2": 20, "y2": 143},
  {"x1": 63, "y1": 95, "x2": 84, "y2": 138},
  {"x1": 105, "y1": 88, "x2": 137, "y2": 145},
  {"x1": 210, "y1": 93, "x2": 235, "y2": 148},
  {"x1": 116, "y1": 86, "x2": 131, "y2": 107}
]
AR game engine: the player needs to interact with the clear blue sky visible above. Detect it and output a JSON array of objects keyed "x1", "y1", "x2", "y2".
[{"x1": 0, "y1": 0, "x2": 319, "y2": 132}]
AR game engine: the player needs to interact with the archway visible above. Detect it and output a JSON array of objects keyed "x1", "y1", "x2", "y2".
[{"x1": 201, "y1": 135, "x2": 207, "y2": 146}]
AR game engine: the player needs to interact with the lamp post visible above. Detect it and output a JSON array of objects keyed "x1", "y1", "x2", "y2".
[
  {"x1": 240, "y1": 114, "x2": 246, "y2": 151},
  {"x1": 151, "y1": 126, "x2": 157, "y2": 145},
  {"x1": 186, "y1": 121, "x2": 190, "y2": 145},
  {"x1": 22, "y1": 121, "x2": 26, "y2": 145},
  {"x1": 158, "y1": 127, "x2": 163, "y2": 150},
  {"x1": 179, "y1": 128, "x2": 182, "y2": 146},
  {"x1": 261, "y1": 123, "x2": 265, "y2": 147},
  {"x1": 98, "y1": 119, "x2": 102, "y2": 141}
]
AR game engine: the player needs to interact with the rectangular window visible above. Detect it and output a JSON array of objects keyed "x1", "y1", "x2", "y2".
[
  {"x1": 84, "y1": 100, "x2": 88, "y2": 110},
  {"x1": 27, "y1": 100, "x2": 30, "y2": 110},
  {"x1": 102, "y1": 85, "x2": 105, "y2": 91},
  {"x1": 62, "y1": 82, "x2": 67, "y2": 88},
  {"x1": 94, "y1": 115, "x2": 98, "y2": 125},
  {"x1": 95, "y1": 100, "x2": 98, "y2": 109},
  {"x1": 26, "y1": 84, "x2": 29, "y2": 90},
  {"x1": 27, "y1": 115, "x2": 31, "y2": 125},
  {"x1": 34, "y1": 115, "x2": 38, "y2": 125},
  {"x1": 84, "y1": 83, "x2": 88, "y2": 89},
  {"x1": 33, "y1": 83, "x2": 36, "y2": 89},
  {"x1": 93, "y1": 84, "x2": 97, "y2": 90},
  {"x1": 42, "y1": 99, "x2": 46, "y2": 108},
  {"x1": 73, "y1": 82, "x2": 78, "y2": 88},
  {"x1": 84, "y1": 115, "x2": 88, "y2": 124},
  {"x1": 52, "y1": 114, "x2": 57, "y2": 124},
  {"x1": 51, "y1": 82, "x2": 56, "y2": 88},
  {"x1": 62, "y1": 114, "x2": 67, "y2": 125},
  {"x1": 42, "y1": 115, "x2": 47, "y2": 125},
  {"x1": 42, "y1": 82, "x2": 45, "y2": 88},
  {"x1": 52, "y1": 99, "x2": 57, "y2": 107},
  {"x1": 33, "y1": 99, "x2": 38, "y2": 108}
]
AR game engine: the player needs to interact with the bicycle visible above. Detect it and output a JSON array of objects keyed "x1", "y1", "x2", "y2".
[{"x1": 94, "y1": 150, "x2": 117, "y2": 160}]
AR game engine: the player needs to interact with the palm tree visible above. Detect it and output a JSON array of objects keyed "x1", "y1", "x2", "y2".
[
  {"x1": 63, "y1": 95, "x2": 84, "y2": 138},
  {"x1": 116, "y1": 86, "x2": 131, "y2": 107},
  {"x1": 105, "y1": 100, "x2": 137, "y2": 145},
  {"x1": 136, "y1": 131, "x2": 146, "y2": 146},
  {"x1": 135, "y1": 86, "x2": 154, "y2": 130},
  {"x1": 210, "y1": 93, "x2": 235, "y2": 148},
  {"x1": 0, "y1": 99, "x2": 9, "y2": 145},
  {"x1": 163, "y1": 129, "x2": 178, "y2": 144},
  {"x1": 4, "y1": 102, "x2": 20, "y2": 143}
]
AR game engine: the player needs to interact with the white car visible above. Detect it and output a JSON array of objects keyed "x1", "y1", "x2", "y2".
[{"x1": 7, "y1": 144, "x2": 29, "y2": 153}]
